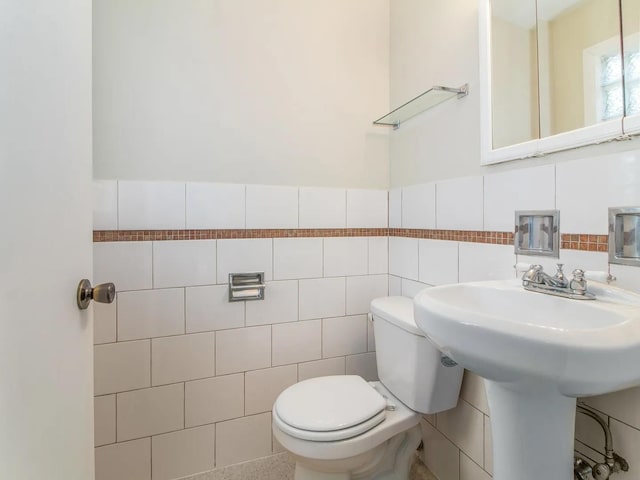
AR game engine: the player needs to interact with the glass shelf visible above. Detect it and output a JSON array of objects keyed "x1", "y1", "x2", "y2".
[{"x1": 373, "y1": 84, "x2": 469, "y2": 129}]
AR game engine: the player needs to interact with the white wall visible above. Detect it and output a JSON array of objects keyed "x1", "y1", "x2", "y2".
[{"x1": 93, "y1": 0, "x2": 390, "y2": 189}]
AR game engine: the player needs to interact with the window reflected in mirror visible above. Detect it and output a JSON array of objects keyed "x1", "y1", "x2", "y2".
[{"x1": 622, "y1": 0, "x2": 640, "y2": 118}]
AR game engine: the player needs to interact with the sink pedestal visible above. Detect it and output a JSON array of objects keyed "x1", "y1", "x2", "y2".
[{"x1": 485, "y1": 380, "x2": 576, "y2": 480}]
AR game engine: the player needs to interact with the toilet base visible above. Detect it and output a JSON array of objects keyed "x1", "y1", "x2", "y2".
[{"x1": 291, "y1": 425, "x2": 422, "y2": 480}]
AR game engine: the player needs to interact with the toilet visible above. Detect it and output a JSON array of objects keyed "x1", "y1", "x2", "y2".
[{"x1": 272, "y1": 296, "x2": 464, "y2": 480}]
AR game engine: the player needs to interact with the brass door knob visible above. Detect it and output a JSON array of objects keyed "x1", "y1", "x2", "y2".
[{"x1": 76, "y1": 279, "x2": 115, "y2": 310}]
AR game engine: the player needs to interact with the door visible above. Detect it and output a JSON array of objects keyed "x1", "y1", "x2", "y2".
[{"x1": 0, "y1": 0, "x2": 94, "y2": 478}]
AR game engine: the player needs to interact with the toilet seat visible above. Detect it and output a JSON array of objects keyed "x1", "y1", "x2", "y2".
[{"x1": 273, "y1": 375, "x2": 387, "y2": 442}]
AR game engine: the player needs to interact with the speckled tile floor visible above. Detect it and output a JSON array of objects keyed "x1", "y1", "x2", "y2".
[{"x1": 181, "y1": 452, "x2": 437, "y2": 480}]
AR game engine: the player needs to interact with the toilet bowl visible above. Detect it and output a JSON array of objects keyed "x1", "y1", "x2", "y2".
[{"x1": 272, "y1": 296, "x2": 464, "y2": 480}]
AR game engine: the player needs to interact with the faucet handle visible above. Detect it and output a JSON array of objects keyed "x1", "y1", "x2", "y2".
[
  {"x1": 554, "y1": 263, "x2": 566, "y2": 280},
  {"x1": 570, "y1": 269, "x2": 587, "y2": 295}
]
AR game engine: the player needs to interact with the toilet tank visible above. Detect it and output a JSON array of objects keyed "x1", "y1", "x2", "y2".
[{"x1": 370, "y1": 296, "x2": 463, "y2": 414}]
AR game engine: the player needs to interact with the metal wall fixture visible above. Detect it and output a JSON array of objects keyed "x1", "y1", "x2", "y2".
[
  {"x1": 228, "y1": 272, "x2": 266, "y2": 302},
  {"x1": 609, "y1": 207, "x2": 640, "y2": 266},
  {"x1": 514, "y1": 210, "x2": 560, "y2": 258}
]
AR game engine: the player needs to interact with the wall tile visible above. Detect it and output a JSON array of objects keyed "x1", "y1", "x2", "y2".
[
  {"x1": 118, "y1": 181, "x2": 185, "y2": 230},
  {"x1": 153, "y1": 240, "x2": 217, "y2": 288},
  {"x1": 246, "y1": 280, "x2": 298, "y2": 326},
  {"x1": 401, "y1": 278, "x2": 430, "y2": 298},
  {"x1": 94, "y1": 340, "x2": 150, "y2": 395},
  {"x1": 484, "y1": 165, "x2": 555, "y2": 232},
  {"x1": 609, "y1": 419, "x2": 640, "y2": 480},
  {"x1": 216, "y1": 326, "x2": 271, "y2": 375},
  {"x1": 389, "y1": 237, "x2": 419, "y2": 280},
  {"x1": 186, "y1": 182, "x2": 245, "y2": 229},
  {"x1": 151, "y1": 333, "x2": 215, "y2": 386},
  {"x1": 419, "y1": 239, "x2": 459, "y2": 286},
  {"x1": 186, "y1": 285, "x2": 244, "y2": 333},
  {"x1": 273, "y1": 238, "x2": 323, "y2": 280},
  {"x1": 185, "y1": 374, "x2": 244, "y2": 427},
  {"x1": 323, "y1": 315, "x2": 368, "y2": 358},
  {"x1": 116, "y1": 384, "x2": 184, "y2": 441},
  {"x1": 460, "y1": 453, "x2": 491, "y2": 480},
  {"x1": 346, "y1": 189, "x2": 388, "y2": 228},
  {"x1": 346, "y1": 275, "x2": 389, "y2": 315},
  {"x1": 610, "y1": 264, "x2": 640, "y2": 294},
  {"x1": 95, "y1": 438, "x2": 151, "y2": 480},
  {"x1": 402, "y1": 182, "x2": 436, "y2": 229},
  {"x1": 217, "y1": 239, "x2": 273, "y2": 283},
  {"x1": 298, "y1": 187, "x2": 346, "y2": 228},
  {"x1": 585, "y1": 386, "x2": 640, "y2": 430},
  {"x1": 389, "y1": 188, "x2": 402, "y2": 228},
  {"x1": 558, "y1": 249, "x2": 608, "y2": 275},
  {"x1": 575, "y1": 408, "x2": 607, "y2": 457},
  {"x1": 557, "y1": 151, "x2": 640, "y2": 234},
  {"x1": 299, "y1": 277, "x2": 346, "y2": 320},
  {"x1": 152, "y1": 425, "x2": 215, "y2": 480},
  {"x1": 436, "y1": 176, "x2": 484, "y2": 231},
  {"x1": 94, "y1": 242, "x2": 152, "y2": 292},
  {"x1": 346, "y1": 352, "x2": 379, "y2": 382},
  {"x1": 117, "y1": 288, "x2": 184, "y2": 341},
  {"x1": 421, "y1": 419, "x2": 460, "y2": 480},
  {"x1": 484, "y1": 415, "x2": 493, "y2": 475},
  {"x1": 389, "y1": 275, "x2": 402, "y2": 296},
  {"x1": 215, "y1": 413, "x2": 272, "y2": 467},
  {"x1": 368, "y1": 237, "x2": 389, "y2": 274},
  {"x1": 436, "y1": 400, "x2": 484, "y2": 466},
  {"x1": 367, "y1": 315, "x2": 375, "y2": 351},
  {"x1": 460, "y1": 371, "x2": 489, "y2": 416},
  {"x1": 458, "y1": 243, "x2": 516, "y2": 282},
  {"x1": 94, "y1": 300, "x2": 116, "y2": 345},
  {"x1": 93, "y1": 180, "x2": 118, "y2": 230},
  {"x1": 272, "y1": 319, "x2": 322, "y2": 366},
  {"x1": 94, "y1": 395, "x2": 116, "y2": 447},
  {"x1": 246, "y1": 185, "x2": 298, "y2": 229},
  {"x1": 324, "y1": 237, "x2": 369, "y2": 277},
  {"x1": 298, "y1": 357, "x2": 346, "y2": 381},
  {"x1": 245, "y1": 365, "x2": 298, "y2": 415}
]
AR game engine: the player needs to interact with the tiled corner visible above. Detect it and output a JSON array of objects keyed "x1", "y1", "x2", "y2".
[
  {"x1": 421, "y1": 419, "x2": 460, "y2": 480},
  {"x1": 186, "y1": 183, "x2": 245, "y2": 229},
  {"x1": 389, "y1": 236, "x2": 419, "y2": 280},
  {"x1": 346, "y1": 274, "x2": 389, "y2": 315},
  {"x1": 436, "y1": 400, "x2": 484, "y2": 466},
  {"x1": 368, "y1": 237, "x2": 389, "y2": 274},
  {"x1": 298, "y1": 187, "x2": 346, "y2": 228},
  {"x1": 118, "y1": 181, "x2": 185, "y2": 230},
  {"x1": 460, "y1": 453, "x2": 491, "y2": 480},
  {"x1": 345, "y1": 352, "x2": 378, "y2": 381},
  {"x1": 400, "y1": 278, "x2": 429, "y2": 298}
]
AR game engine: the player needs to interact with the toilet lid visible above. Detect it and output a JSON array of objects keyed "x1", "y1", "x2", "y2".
[{"x1": 274, "y1": 376, "x2": 386, "y2": 434}]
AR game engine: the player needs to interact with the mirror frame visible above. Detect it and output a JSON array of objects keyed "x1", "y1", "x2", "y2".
[{"x1": 479, "y1": 0, "x2": 625, "y2": 165}]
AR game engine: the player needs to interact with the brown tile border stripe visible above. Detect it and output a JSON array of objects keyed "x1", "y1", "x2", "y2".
[
  {"x1": 93, "y1": 228, "x2": 389, "y2": 242},
  {"x1": 93, "y1": 229, "x2": 609, "y2": 252},
  {"x1": 561, "y1": 233, "x2": 609, "y2": 252}
]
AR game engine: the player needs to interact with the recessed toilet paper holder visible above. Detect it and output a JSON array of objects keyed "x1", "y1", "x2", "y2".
[{"x1": 228, "y1": 272, "x2": 266, "y2": 302}]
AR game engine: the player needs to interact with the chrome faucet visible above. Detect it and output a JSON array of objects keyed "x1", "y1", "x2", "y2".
[{"x1": 522, "y1": 264, "x2": 595, "y2": 300}]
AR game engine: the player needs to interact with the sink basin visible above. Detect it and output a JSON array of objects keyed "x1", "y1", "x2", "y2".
[{"x1": 414, "y1": 279, "x2": 640, "y2": 480}]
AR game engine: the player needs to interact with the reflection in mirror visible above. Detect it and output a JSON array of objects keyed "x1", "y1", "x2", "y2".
[
  {"x1": 622, "y1": 0, "x2": 640, "y2": 119},
  {"x1": 537, "y1": 0, "x2": 622, "y2": 137},
  {"x1": 490, "y1": 0, "x2": 539, "y2": 149}
]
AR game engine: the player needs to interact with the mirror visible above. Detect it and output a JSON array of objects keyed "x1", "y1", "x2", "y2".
[
  {"x1": 482, "y1": 0, "x2": 625, "y2": 163},
  {"x1": 622, "y1": 0, "x2": 640, "y2": 133}
]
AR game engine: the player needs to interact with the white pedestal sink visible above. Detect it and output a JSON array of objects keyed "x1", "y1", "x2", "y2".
[{"x1": 414, "y1": 279, "x2": 640, "y2": 480}]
